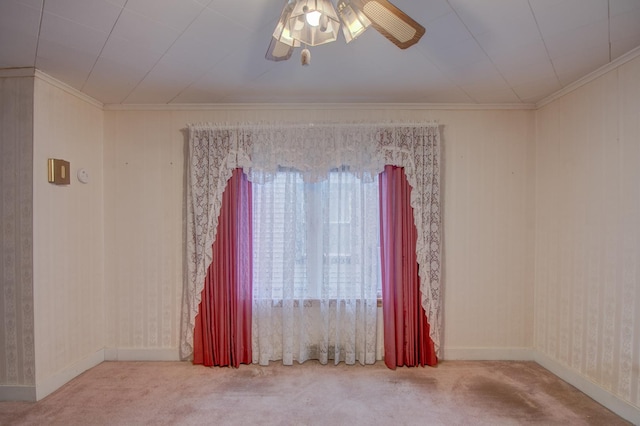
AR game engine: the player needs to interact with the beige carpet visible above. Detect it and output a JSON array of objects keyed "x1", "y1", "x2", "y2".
[{"x1": 0, "y1": 360, "x2": 631, "y2": 425}]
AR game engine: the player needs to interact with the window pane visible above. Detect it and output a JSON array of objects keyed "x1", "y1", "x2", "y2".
[{"x1": 252, "y1": 170, "x2": 381, "y2": 300}]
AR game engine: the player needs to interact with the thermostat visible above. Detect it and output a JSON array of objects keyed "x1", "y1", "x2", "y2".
[{"x1": 77, "y1": 168, "x2": 89, "y2": 184}]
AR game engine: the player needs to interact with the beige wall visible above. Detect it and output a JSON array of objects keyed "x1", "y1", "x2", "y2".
[
  {"x1": 0, "y1": 75, "x2": 36, "y2": 395},
  {"x1": 534, "y1": 55, "x2": 640, "y2": 410},
  {"x1": 32, "y1": 77, "x2": 105, "y2": 398},
  {"x1": 103, "y1": 107, "x2": 536, "y2": 357},
  {"x1": 103, "y1": 111, "x2": 184, "y2": 354}
]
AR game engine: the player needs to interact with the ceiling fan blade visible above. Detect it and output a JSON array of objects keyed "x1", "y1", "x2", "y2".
[
  {"x1": 354, "y1": 0, "x2": 425, "y2": 49},
  {"x1": 265, "y1": 37, "x2": 294, "y2": 62}
]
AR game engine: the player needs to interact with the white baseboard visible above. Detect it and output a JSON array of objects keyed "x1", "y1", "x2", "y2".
[
  {"x1": 0, "y1": 385, "x2": 37, "y2": 402},
  {"x1": 35, "y1": 349, "x2": 105, "y2": 401},
  {"x1": 442, "y1": 347, "x2": 534, "y2": 361},
  {"x1": 533, "y1": 352, "x2": 640, "y2": 426},
  {"x1": 104, "y1": 348, "x2": 180, "y2": 361},
  {"x1": 1, "y1": 348, "x2": 179, "y2": 401}
]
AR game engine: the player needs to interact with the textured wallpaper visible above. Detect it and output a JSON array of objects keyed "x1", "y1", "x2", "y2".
[
  {"x1": 32, "y1": 77, "x2": 106, "y2": 383},
  {"x1": 535, "y1": 57, "x2": 640, "y2": 408},
  {"x1": 104, "y1": 111, "x2": 184, "y2": 352},
  {"x1": 0, "y1": 76, "x2": 36, "y2": 387},
  {"x1": 104, "y1": 108, "x2": 535, "y2": 354}
]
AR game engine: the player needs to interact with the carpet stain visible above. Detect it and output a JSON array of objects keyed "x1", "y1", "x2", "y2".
[
  {"x1": 220, "y1": 367, "x2": 281, "y2": 394},
  {"x1": 397, "y1": 373, "x2": 438, "y2": 389},
  {"x1": 462, "y1": 376, "x2": 547, "y2": 421}
]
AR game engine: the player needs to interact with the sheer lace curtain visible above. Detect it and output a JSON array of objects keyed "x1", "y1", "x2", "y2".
[
  {"x1": 183, "y1": 122, "x2": 442, "y2": 362},
  {"x1": 252, "y1": 168, "x2": 380, "y2": 365}
]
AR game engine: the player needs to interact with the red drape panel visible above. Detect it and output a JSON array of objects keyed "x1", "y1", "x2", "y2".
[
  {"x1": 379, "y1": 165, "x2": 437, "y2": 369},
  {"x1": 193, "y1": 169, "x2": 252, "y2": 367}
]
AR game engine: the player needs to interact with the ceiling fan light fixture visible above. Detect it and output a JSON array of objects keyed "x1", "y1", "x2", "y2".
[
  {"x1": 289, "y1": 0, "x2": 341, "y2": 46},
  {"x1": 266, "y1": 37, "x2": 295, "y2": 61},
  {"x1": 336, "y1": 0, "x2": 372, "y2": 43},
  {"x1": 266, "y1": 0, "x2": 425, "y2": 63},
  {"x1": 272, "y1": 0, "x2": 301, "y2": 47}
]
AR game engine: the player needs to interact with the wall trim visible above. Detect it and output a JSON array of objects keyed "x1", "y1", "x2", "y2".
[
  {"x1": 533, "y1": 351, "x2": 640, "y2": 425},
  {"x1": 104, "y1": 348, "x2": 181, "y2": 362},
  {"x1": 8, "y1": 48, "x2": 640, "y2": 113},
  {"x1": 0, "y1": 385, "x2": 37, "y2": 402},
  {"x1": 33, "y1": 70, "x2": 103, "y2": 109},
  {"x1": 0, "y1": 67, "x2": 36, "y2": 78},
  {"x1": 442, "y1": 347, "x2": 534, "y2": 361},
  {"x1": 103, "y1": 102, "x2": 537, "y2": 111},
  {"x1": 4, "y1": 347, "x2": 638, "y2": 424},
  {"x1": 536, "y1": 45, "x2": 640, "y2": 109},
  {"x1": 35, "y1": 349, "x2": 105, "y2": 401}
]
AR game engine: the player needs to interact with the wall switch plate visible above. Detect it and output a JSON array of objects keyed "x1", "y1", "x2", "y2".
[{"x1": 48, "y1": 158, "x2": 70, "y2": 185}]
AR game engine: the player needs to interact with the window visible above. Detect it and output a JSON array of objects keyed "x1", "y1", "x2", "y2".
[{"x1": 252, "y1": 168, "x2": 381, "y2": 300}]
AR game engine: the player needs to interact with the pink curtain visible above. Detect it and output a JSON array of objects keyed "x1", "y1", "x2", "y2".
[
  {"x1": 193, "y1": 169, "x2": 252, "y2": 367},
  {"x1": 379, "y1": 165, "x2": 437, "y2": 369}
]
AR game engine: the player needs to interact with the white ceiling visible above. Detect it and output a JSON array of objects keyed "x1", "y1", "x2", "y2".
[{"x1": 1, "y1": 0, "x2": 640, "y2": 105}]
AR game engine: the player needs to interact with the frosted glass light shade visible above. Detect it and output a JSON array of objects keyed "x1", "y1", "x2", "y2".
[
  {"x1": 336, "y1": 0, "x2": 371, "y2": 43},
  {"x1": 288, "y1": 0, "x2": 341, "y2": 46},
  {"x1": 273, "y1": 0, "x2": 301, "y2": 47}
]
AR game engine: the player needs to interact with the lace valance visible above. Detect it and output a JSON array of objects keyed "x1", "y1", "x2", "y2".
[{"x1": 182, "y1": 122, "x2": 442, "y2": 359}]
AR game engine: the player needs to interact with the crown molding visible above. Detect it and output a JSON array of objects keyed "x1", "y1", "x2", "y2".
[
  {"x1": 34, "y1": 70, "x2": 103, "y2": 109},
  {"x1": 8, "y1": 49, "x2": 640, "y2": 113},
  {"x1": 0, "y1": 67, "x2": 36, "y2": 78},
  {"x1": 103, "y1": 102, "x2": 536, "y2": 111},
  {"x1": 536, "y1": 45, "x2": 640, "y2": 109},
  {"x1": 2, "y1": 68, "x2": 536, "y2": 112}
]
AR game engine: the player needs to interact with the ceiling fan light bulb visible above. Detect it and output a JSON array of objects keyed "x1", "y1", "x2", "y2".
[
  {"x1": 289, "y1": 0, "x2": 341, "y2": 46},
  {"x1": 306, "y1": 10, "x2": 322, "y2": 26}
]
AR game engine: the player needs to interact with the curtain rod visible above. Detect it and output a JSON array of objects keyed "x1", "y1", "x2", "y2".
[{"x1": 188, "y1": 121, "x2": 440, "y2": 131}]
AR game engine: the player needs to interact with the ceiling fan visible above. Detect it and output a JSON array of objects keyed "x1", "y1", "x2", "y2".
[{"x1": 266, "y1": 0, "x2": 425, "y2": 64}]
